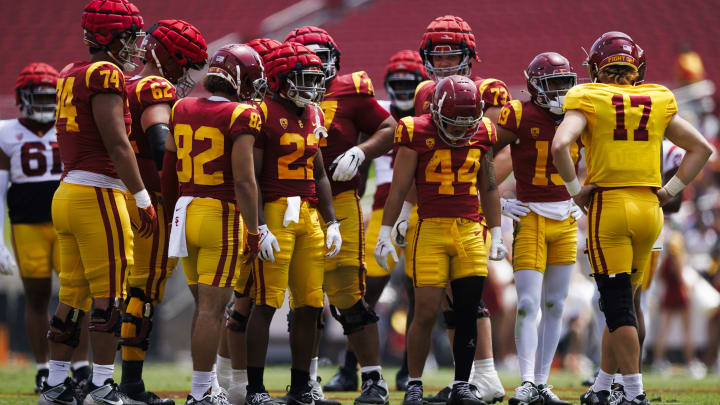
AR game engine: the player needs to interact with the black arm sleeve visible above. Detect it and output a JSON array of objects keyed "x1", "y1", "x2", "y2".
[{"x1": 146, "y1": 123, "x2": 170, "y2": 170}]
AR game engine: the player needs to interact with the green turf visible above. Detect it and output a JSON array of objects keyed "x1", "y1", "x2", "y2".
[{"x1": 1, "y1": 364, "x2": 719, "y2": 404}]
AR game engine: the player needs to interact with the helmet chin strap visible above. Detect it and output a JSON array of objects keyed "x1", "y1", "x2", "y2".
[{"x1": 151, "y1": 49, "x2": 166, "y2": 77}]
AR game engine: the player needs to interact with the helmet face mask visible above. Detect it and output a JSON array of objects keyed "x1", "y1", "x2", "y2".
[
  {"x1": 527, "y1": 73, "x2": 576, "y2": 114},
  {"x1": 85, "y1": 29, "x2": 145, "y2": 71},
  {"x1": 18, "y1": 85, "x2": 56, "y2": 123},
  {"x1": 424, "y1": 45, "x2": 470, "y2": 81},
  {"x1": 305, "y1": 44, "x2": 337, "y2": 81},
  {"x1": 284, "y1": 67, "x2": 325, "y2": 107},
  {"x1": 386, "y1": 72, "x2": 420, "y2": 111}
]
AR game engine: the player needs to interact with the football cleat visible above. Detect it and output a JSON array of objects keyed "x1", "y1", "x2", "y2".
[
  {"x1": 323, "y1": 368, "x2": 357, "y2": 392},
  {"x1": 580, "y1": 388, "x2": 611, "y2": 405},
  {"x1": 38, "y1": 377, "x2": 80, "y2": 405},
  {"x1": 423, "y1": 386, "x2": 451, "y2": 404},
  {"x1": 185, "y1": 389, "x2": 229, "y2": 405},
  {"x1": 120, "y1": 389, "x2": 175, "y2": 404},
  {"x1": 285, "y1": 384, "x2": 314, "y2": 405},
  {"x1": 469, "y1": 370, "x2": 505, "y2": 404},
  {"x1": 618, "y1": 393, "x2": 650, "y2": 405},
  {"x1": 609, "y1": 383, "x2": 625, "y2": 405},
  {"x1": 449, "y1": 382, "x2": 487, "y2": 405},
  {"x1": 310, "y1": 377, "x2": 340, "y2": 405},
  {"x1": 537, "y1": 384, "x2": 570, "y2": 405},
  {"x1": 508, "y1": 381, "x2": 541, "y2": 405},
  {"x1": 83, "y1": 378, "x2": 125, "y2": 405},
  {"x1": 244, "y1": 390, "x2": 276, "y2": 405},
  {"x1": 402, "y1": 381, "x2": 423, "y2": 405},
  {"x1": 36, "y1": 368, "x2": 50, "y2": 393},
  {"x1": 354, "y1": 372, "x2": 389, "y2": 405}
]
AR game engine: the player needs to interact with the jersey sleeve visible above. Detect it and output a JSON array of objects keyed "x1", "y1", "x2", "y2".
[
  {"x1": 85, "y1": 62, "x2": 126, "y2": 95},
  {"x1": 229, "y1": 103, "x2": 263, "y2": 141},
  {"x1": 0, "y1": 120, "x2": 13, "y2": 157},
  {"x1": 663, "y1": 88, "x2": 679, "y2": 118},
  {"x1": 394, "y1": 116, "x2": 416, "y2": 148},
  {"x1": 352, "y1": 95, "x2": 391, "y2": 134},
  {"x1": 497, "y1": 100, "x2": 523, "y2": 131},
  {"x1": 477, "y1": 79, "x2": 511, "y2": 108},
  {"x1": 135, "y1": 76, "x2": 177, "y2": 107},
  {"x1": 413, "y1": 80, "x2": 433, "y2": 116},
  {"x1": 350, "y1": 71, "x2": 376, "y2": 96},
  {"x1": 471, "y1": 117, "x2": 497, "y2": 151},
  {"x1": 563, "y1": 85, "x2": 595, "y2": 114}
]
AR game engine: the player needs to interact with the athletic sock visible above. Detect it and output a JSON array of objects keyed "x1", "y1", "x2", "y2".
[
  {"x1": 623, "y1": 373, "x2": 643, "y2": 399},
  {"x1": 232, "y1": 369, "x2": 248, "y2": 387},
  {"x1": 247, "y1": 366, "x2": 265, "y2": 393},
  {"x1": 190, "y1": 371, "x2": 213, "y2": 400},
  {"x1": 592, "y1": 369, "x2": 614, "y2": 393},
  {"x1": 309, "y1": 357, "x2": 319, "y2": 382},
  {"x1": 91, "y1": 363, "x2": 114, "y2": 387},
  {"x1": 614, "y1": 373, "x2": 624, "y2": 385},
  {"x1": 47, "y1": 360, "x2": 70, "y2": 387},
  {"x1": 120, "y1": 360, "x2": 144, "y2": 388},
  {"x1": 290, "y1": 369, "x2": 310, "y2": 393},
  {"x1": 37, "y1": 362, "x2": 49, "y2": 371},
  {"x1": 71, "y1": 361, "x2": 89, "y2": 371},
  {"x1": 343, "y1": 351, "x2": 358, "y2": 373},
  {"x1": 360, "y1": 365, "x2": 382, "y2": 375},
  {"x1": 216, "y1": 355, "x2": 232, "y2": 390}
]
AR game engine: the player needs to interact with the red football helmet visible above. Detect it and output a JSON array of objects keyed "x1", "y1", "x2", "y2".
[
  {"x1": 15, "y1": 62, "x2": 59, "y2": 123},
  {"x1": 207, "y1": 44, "x2": 266, "y2": 101},
  {"x1": 431, "y1": 75, "x2": 484, "y2": 147},
  {"x1": 586, "y1": 31, "x2": 641, "y2": 83},
  {"x1": 384, "y1": 50, "x2": 428, "y2": 112},
  {"x1": 246, "y1": 38, "x2": 282, "y2": 64},
  {"x1": 284, "y1": 26, "x2": 341, "y2": 80},
  {"x1": 81, "y1": 0, "x2": 144, "y2": 71},
  {"x1": 420, "y1": 15, "x2": 478, "y2": 81},
  {"x1": 525, "y1": 52, "x2": 577, "y2": 114},
  {"x1": 636, "y1": 44, "x2": 646, "y2": 84},
  {"x1": 265, "y1": 42, "x2": 325, "y2": 107},
  {"x1": 141, "y1": 20, "x2": 208, "y2": 97}
]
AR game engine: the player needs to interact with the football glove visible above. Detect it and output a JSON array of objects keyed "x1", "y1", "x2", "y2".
[
  {"x1": 374, "y1": 225, "x2": 399, "y2": 272},
  {"x1": 0, "y1": 243, "x2": 18, "y2": 276},
  {"x1": 244, "y1": 231, "x2": 260, "y2": 264},
  {"x1": 500, "y1": 198, "x2": 530, "y2": 222},
  {"x1": 132, "y1": 189, "x2": 158, "y2": 238},
  {"x1": 569, "y1": 201, "x2": 584, "y2": 220},
  {"x1": 258, "y1": 224, "x2": 280, "y2": 262},
  {"x1": 489, "y1": 226, "x2": 508, "y2": 261},
  {"x1": 325, "y1": 221, "x2": 342, "y2": 257},
  {"x1": 391, "y1": 201, "x2": 414, "y2": 247},
  {"x1": 331, "y1": 146, "x2": 365, "y2": 181}
]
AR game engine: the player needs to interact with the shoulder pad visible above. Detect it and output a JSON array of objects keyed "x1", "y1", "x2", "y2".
[
  {"x1": 85, "y1": 61, "x2": 125, "y2": 93},
  {"x1": 477, "y1": 78, "x2": 511, "y2": 108},
  {"x1": 349, "y1": 71, "x2": 375, "y2": 96},
  {"x1": 134, "y1": 75, "x2": 177, "y2": 105},
  {"x1": 498, "y1": 99, "x2": 523, "y2": 130},
  {"x1": 395, "y1": 116, "x2": 416, "y2": 145}
]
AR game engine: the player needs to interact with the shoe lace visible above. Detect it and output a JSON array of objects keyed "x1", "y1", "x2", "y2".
[
  {"x1": 515, "y1": 383, "x2": 536, "y2": 397},
  {"x1": 406, "y1": 384, "x2": 423, "y2": 401},
  {"x1": 361, "y1": 377, "x2": 386, "y2": 397},
  {"x1": 253, "y1": 391, "x2": 273, "y2": 404},
  {"x1": 454, "y1": 382, "x2": 474, "y2": 397},
  {"x1": 541, "y1": 385, "x2": 560, "y2": 399}
]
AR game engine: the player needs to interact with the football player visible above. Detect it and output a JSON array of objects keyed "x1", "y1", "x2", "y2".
[
  {"x1": 399, "y1": 15, "x2": 508, "y2": 404},
  {"x1": 120, "y1": 19, "x2": 208, "y2": 404},
  {"x1": 0, "y1": 62, "x2": 91, "y2": 394},
  {"x1": 42, "y1": 0, "x2": 158, "y2": 404},
  {"x1": 243, "y1": 41, "x2": 341, "y2": 405},
  {"x1": 366, "y1": 50, "x2": 428, "y2": 391},
  {"x1": 375, "y1": 75, "x2": 501, "y2": 405},
  {"x1": 552, "y1": 31, "x2": 712, "y2": 405},
  {"x1": 493, "y1": 52, "x2": 581, "y2": 405},
  {"x1": 161, "y1": 43, "x2": 262, "y2": 405},
  {"x1": 283, "y1": 26, "x2": 396, "y2": 405}
]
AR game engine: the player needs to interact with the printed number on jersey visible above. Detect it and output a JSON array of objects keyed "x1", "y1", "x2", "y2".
[
  {"x1": 612, "y1": 94, "x2": 652, "y2": 141},
  {"x1": 425, "y1": 149, "x2": 481, "y2": 195},
  {"x1": 174, "y1": 125, "x2": 225, "y2": 186},
  {"x1": 56, "y1": 78, "x2": 78, "y2": 132},
  {"x1": 278, "y1": 132, "x2": 316, "y2": 180},
  {"x1": 21, "y1": 142, "x2": 62, "y2": 177},
  {"x1": 532, "y1": 141, "x2": 579, "y2": 186}
]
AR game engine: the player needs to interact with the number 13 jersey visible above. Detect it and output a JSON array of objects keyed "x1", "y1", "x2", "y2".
[{"x1": 563, "y1": 83, "x2": 678, "y2": 188}]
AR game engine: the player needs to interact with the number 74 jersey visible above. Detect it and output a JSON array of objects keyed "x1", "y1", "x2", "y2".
[{"x1": 563, "y1": 83, "x2": 678, "y2": 188}]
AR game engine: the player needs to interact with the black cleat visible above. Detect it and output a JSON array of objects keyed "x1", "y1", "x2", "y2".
[
  {"x1": 245, "y1": 390, "x2": 277, "y2": 405},
  {"x1": 122, "y1": 389, "x2": 176, "y2": 404},
  {"x1": 36, "y1": 368, "x2": 49, "y2": 393},
  {"x1": 448, "y1": 382, "x2": 486, "y2": 405},
  {"x1": 354, "y1": 371, "x2": 389, "y2": 405},
  {"x1": 619, "y1": 392, "x2": 650, "y2": 405},
  {"x1": 323, "y1": 368, "x2": 358, "y2": 392},
  {"x1": 38, "y1": 377, "x2": 80, "y2": 405},
  {"x1": 395, "y1": 370, "x2": 409, "y2": 392},
  {"x1": 537, "y1": 384, "x2": 570, "y2": 405},
  {"x1": 71, "y1": 366, "x2": 91, "y2": 400},
  {"x1": 580, "y1": 388, "x2": 610, "y2": 405},
  {"x1": 286, "y1": 385, "x2": 314, "y2": 405},
  {"x1": 424, "y1": 386, "x2": 451, "y2": 404},
  {"x1": 402, "y1": 381, "x2": 423, "y2": 405}
]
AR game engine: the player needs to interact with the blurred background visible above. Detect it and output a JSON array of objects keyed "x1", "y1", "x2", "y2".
[{"x1": 1, "y1": 0, "x2": 719, "y2": 380}]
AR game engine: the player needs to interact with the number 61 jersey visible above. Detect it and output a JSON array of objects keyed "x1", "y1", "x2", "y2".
[{"x1": 563, "y1": 82, "x2": 678, "y2": 188}]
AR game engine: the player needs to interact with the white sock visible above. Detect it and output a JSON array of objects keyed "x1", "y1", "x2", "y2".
[
  {"x1": 623, "y1": 373, "x2": 643, "y2": 399},
  {"x1": 514, "y1": 270, "x2": 543, "y2": 384},
  {"x1": 592, "y1": 369, "x2": 614, "y2": 392},
  {"x1": 229, "y1": 369, "x2": 248, "y2": 404},
  {"x1": 360, "y1": 365, "x2": 382, "y2": 375},
  {"x1": 191, "y1": 371, "x2": 214, "y2": 400},
  {"x1": 471, "y1": 358, "x2": 497, "y2": 382},
  {"x1": 232, "y1": 369, "x2": 248, "y2": 386},
  {"x1": 91, "y1": 363, "x2": 114, "y2": 387},
  {"x1": 72, "y1": 361, "x2": 89, "y2": 370},
  {"x1": 309, "y1": 357, "x2": 319, "y2": 381},
  {"x1": 211, "y1": 364, "x2": 221, "y2": 393},
  {"x1": 534, "y1": 264, "x2": 572, "y2": 386},
  {"x1": 408, "y1": 377, "x2": 422, "y2": 383},
  {"x1": 37, "y1": 362, "x2": 49, "y2": 371},
  {"x1": 614, "y1": 373, "x2": 624, "y2": 385},
  {"x1": 216, "y1": 355, "x2": 232, "y2": 390},
  {"x1": 47, "y1": 360, "x2": 70, "y2": 387}
]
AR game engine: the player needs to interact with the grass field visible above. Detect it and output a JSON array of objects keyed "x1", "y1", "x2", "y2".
[{"x1": 1, "y1": 364, "x2": 719, "y2": 404}]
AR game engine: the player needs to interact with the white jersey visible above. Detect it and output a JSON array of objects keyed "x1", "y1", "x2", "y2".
[
  {"x1": 662, "y1": 139, "x2": 685, "y2": 175},
  {"x1": 374, "y1": 100, "x2": 394, "y2": 187},
  {"x1": 0, "y1": 118, "x2": 61, "y2": 183}
]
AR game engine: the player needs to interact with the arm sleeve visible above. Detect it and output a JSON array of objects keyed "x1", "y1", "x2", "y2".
[
  {"x1": 86, "y1": 62, "x2": 126, "y2": 95},
  {"x1": 229, "y1": 104, "x2": 263, "y2": 141}
]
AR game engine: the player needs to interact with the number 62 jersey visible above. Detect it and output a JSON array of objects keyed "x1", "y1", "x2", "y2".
[{"x1": 0, "y1": 118, "x2": 60, "y2": 223}]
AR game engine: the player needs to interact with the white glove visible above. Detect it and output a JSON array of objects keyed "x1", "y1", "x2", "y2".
[
  {"x1": 500, "y1": 198, "x2": 530, "y2": 221},
  {"x1": 331, "y1": 146, "x2": 365, "y2": 181},
  {"x1": 258, "y1": 224, "x2": 280, "y2": 262},
  {"x1": 374, "y1": 225, "x2": 399, "y2": 272},
  {"x1": 325, "y1": 221, "x2": 342, "y2": 257},
  {"x1": 391, "y1": 201, "x2": 414, "y2": 247},
  {"x1": 489, "y1": 226, "x2": 508, "y2": 261},
  {"x1": 0, "y1": 243, "x2": 18, "y2": 276},
  {"x1": 569, "y1": 201, "x2": 583, "y2": 220}
]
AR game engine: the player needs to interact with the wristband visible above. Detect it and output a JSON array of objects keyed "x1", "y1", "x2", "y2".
[
  {"x1": 379, "y1": 225, "x2": 392, "y2": 239},
  {"x1": 663, "y1": 175, "x2": 686, "y2": 197},
  {"x1": 490, "y1": 226, "x2": 502, "y2": 242},
  {"x1": 398, "y1": 201, "x2": 414, "y2": 222},
  {"x1": 563, "y1": 177, "x2": 582, "y2": 197},
  {"x1": 133, "y1": 189, "x2": 152, "y2": 209}
]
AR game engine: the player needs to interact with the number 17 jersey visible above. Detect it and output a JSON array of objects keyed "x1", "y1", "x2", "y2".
[{"x1": 563, "y1": 83, "x2": 678, "y2": 188}]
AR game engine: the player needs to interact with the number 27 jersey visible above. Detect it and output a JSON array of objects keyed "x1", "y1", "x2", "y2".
[{"x1": 563, "y1": 83, "x2": 677, "y2": 188}]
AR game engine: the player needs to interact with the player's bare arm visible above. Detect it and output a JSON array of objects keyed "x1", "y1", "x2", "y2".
[
  {"x1": 231, "y1": 135, "x2": 259, "y2": 234},
  {"x1": 380, "y1": 145, "x2": 418, "y2": 227},
  {"x1": 140, "y1": 103, "x2": 172, "y2": 169},
  {"x1": 478, "y1": 148, "x2": 501, "y2": 228},
  {"x1": 357, "y1": 116, "x2": 397, "y2": 159},
  {"x1": 160, "y1": 132, "x2": 179, "y2": 216},
  {"x1": 658, "y1": 115, "x2": 713, "y2": 205},
  {"x1": 313, "y1": 151, "x2": 337, "y2": 223},
  {"x1": 552, "y1": 109, "x2": 595, "y2": 212},
  {"x1": 252, "y1": 147, "x2": 267, "y2": 226},
  {"x1": 492, "y1": 125, "x2": 518, "y2": 184}
]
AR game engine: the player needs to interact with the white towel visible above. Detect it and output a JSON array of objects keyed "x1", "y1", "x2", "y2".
[
  {"x1": 283, "y1": 196, "x2": 302, "y2": 227},
  {"x1": 651, "y1": 226, "x2": 664, "y2": 252},
  {"x1": 168, "y1": 196, "x2": 194, "y2": 258}
]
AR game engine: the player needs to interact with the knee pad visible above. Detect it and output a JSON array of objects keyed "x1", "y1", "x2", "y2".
[
  {"x1": 48, "y1": 308, "x2": 85, "y2": 347},
  {"x1": 596, "y1": 273, "x2": 636, "y2": 332},
  {"x1": 225, "y1": 308, "x2": 249, "y2": 332},
  {"x1": 442, "y1": 310, "x2": 456, "y2": 330},
  {"x1": 477, "y1": 300, "x2": 490, "y2": 319},
  {"x1": 119, "y1": 293, "x2": 154, "y2": 350},
  {"x1": 89, "y1": 299, "x2": 122, "y2": 335},
  {"x1": 330, "y1": 299, "x2": 379, "y2": 335}
]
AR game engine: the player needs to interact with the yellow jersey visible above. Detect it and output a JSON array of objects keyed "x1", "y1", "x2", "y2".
[{"x1": 563, "y1": 83, "x2": 677, "y2": 187}]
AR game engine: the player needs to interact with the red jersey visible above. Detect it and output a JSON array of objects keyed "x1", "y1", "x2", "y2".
[
  {"x1": 56, "y1": 61, "x2": 131, "y2": 178},
  {"x1": 319, "y1": 71, "x2": 390, "y2": 195},
  {"x1": 395, "y1": 114, "x2": 497, "y2": 222},
  {"x1": 413, "y1": 77, "x2": 511, "y2": 116},
  {"x1": 127, "y1": 75, "x2": 178, "y2": 192},
  {"x1": 255, "y1": 98, "x2": 324, "y2": 204},
  {"x1": 170, "y1": 96, "x2": 262, "y2": 201},
  {"x1": 371, "y1": 101, "x2": 410, "y2": 211},
  {"x1": 498, "y1": 100, "x2": 581, "y2": 202}
]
